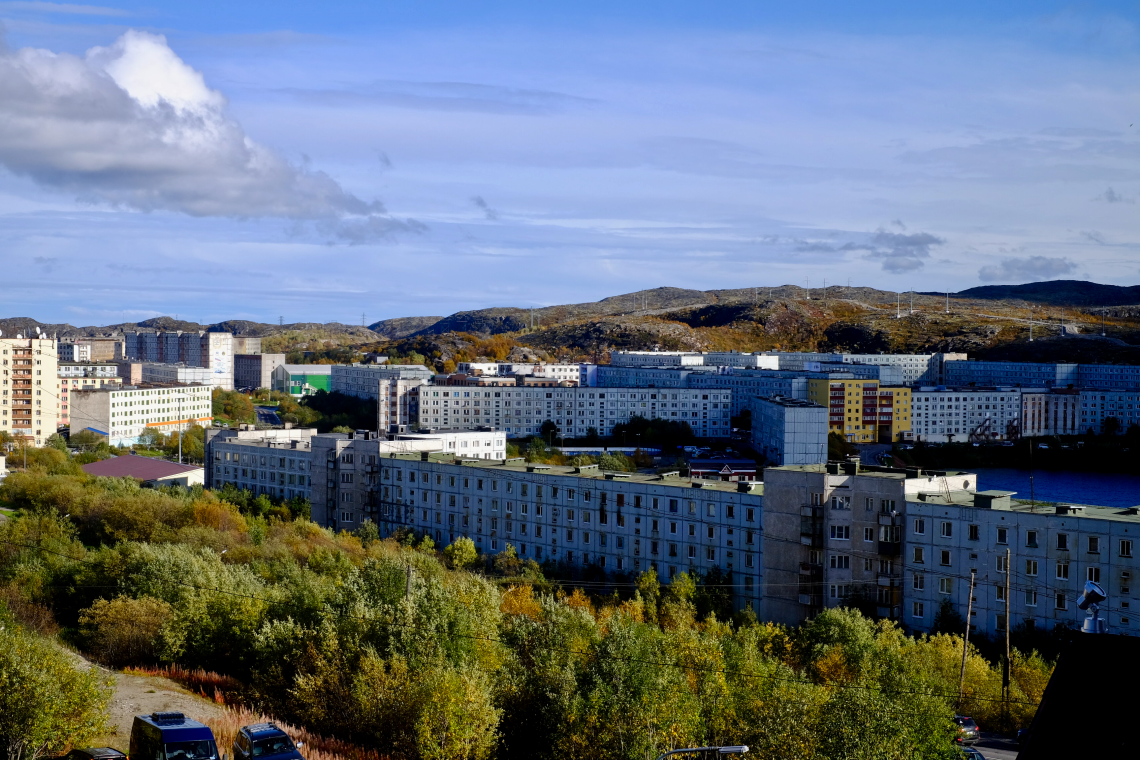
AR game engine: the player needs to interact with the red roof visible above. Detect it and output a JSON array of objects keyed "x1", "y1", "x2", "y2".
[{"x1": 82, "y1": 455, "x2": 202, "y2": 481}]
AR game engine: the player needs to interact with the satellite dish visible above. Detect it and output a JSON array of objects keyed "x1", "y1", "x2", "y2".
[{"x1": 1078, "y1": 580, "x2": 1106, "y2": 611}]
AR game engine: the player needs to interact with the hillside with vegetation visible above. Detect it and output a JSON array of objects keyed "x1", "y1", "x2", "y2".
[{"x1": 0, "y1": 447, "x2": 1059, "y2": 760}]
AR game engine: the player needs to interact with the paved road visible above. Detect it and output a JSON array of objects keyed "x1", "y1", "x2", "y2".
[
  {"x1": 255, "y1": 406, "x2": 282, "y2": 426},
  {"x1": 973, "y1": 733, "x2": 1019, "y2": 760}
]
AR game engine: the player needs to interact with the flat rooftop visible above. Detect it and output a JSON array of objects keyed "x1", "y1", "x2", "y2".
[
  {"x1": 912, "y1": 490, "x2": 1140, "y2": 522},
  {"x1": 386, "y1": 453, "x2": 763, "y2": 494}
]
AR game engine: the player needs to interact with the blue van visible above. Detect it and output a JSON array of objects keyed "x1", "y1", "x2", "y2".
[{"x1": 129, "y1": 713, "x2": 219, "y2": 760}]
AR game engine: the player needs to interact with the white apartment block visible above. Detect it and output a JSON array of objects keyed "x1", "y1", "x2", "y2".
[
  {"x1": 1, "y1": 336, "x2": 59, "y2": 445},
  {"x1": 1080, "y1": 389, "x2": 1140, "y2": 434},
  {"x1": 703, "y1": 352, "x2": 780, "y2": 369},
  {"x1": 396, "y1": 430, "x2": 507, "y2": 460},
  {"x1": 750, "y1": 396, "x2": 828, "y2": 466},
  {"x1": 205, "y1": 427, "x2": 319, "y2": 501},
  {"x1": 1022, "y1": 391, "x2": 1081, "y2": 437},
  {"x1": 418, "y1": 386, "x2": 734, "y2": 439},
  {"x1": 912, "y1": 387, "x2": 1025, "y2": 442},
  {"x1": 141, "y1": 364, "x2": 213, "y2": 385},
  {"x1": 70, "y1": 384, "x2": 213, "y2": 446},
  {"x1": 379, "y1": 378, "x2": 426, "y2": 434},
  {"x1": 456, "y1": 362, "x2": 581, "y2": 382},
  {"x1": 331, "y1": 364, "x2": 434, "y2": 400},
  {"x1": 311, "y1": 445, "x2": 765, "y2": 610},
  {"x1": 610, "y1": 351, "x2": 705, "y2": 367},
  {"x1": 905, "y1": 490, "x2": 1140, "y2": 637}
]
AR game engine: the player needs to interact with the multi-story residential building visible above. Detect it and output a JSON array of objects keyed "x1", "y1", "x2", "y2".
[
  {"x1": 1021, "y1": 390, "x2": 1081, "y2": 437},
  {"x1": 232, "y1": 337, "x2": 262, "y2": 354},
  {"x1": 205, "y1": 427, "x2": 318, "y2": 501},
  {"x1": 610, "y1": 351, "x2": 706, "y2": 367},
  {"x1": 911, "y1": 386, "x2": 1025, "y2": 442},
  {"x1": 1079, "y1": 389, "x2": 1140, "y2": 434},
  {"x1": 1, "y1": 336, "x2": 59, "y2": 444},
  {"x1": 271, "y1": 364, "x2": 332, "y2": 397},
  {"x1": 141, "y1": 364, "x2": 213, "y2": 385},
  {"x1": 596, "y1": 366, "x2": 717, "y2": 389},
  {"x1": 123, "y1": 331, "x2": 234, "y2": 390},
  {"x1": 234, "y1": 353, "x2": 286, "y2": 390},
  {"x1": 331, "y1": 364, "x2": 435, "y2": 400},
  {"x1": 762, "y1": 461, "x2": 979, "y2": 626},
  {"x1": 456, "y1": 362, "x2": 582, "y2": 382},
  {"x1": 70, "y1": 384, "x2": 213, "y2": 446},
  {"x1": 312, "y1": 442, "x2": 765, "y2": 610},
  {"x1": 396, "y1": 431, "x2": 507, "y2": 460},
  {"x1": 704, "y1": 352, "x2": 781, "y2": 369},
  {"x1": 763, "y1": 352, "x2": 966, "y2": 385},
  {"x1": 807, "y1": 379, "x2": 912, "y2": 443},
  {"x1": 58, "y1": 338, "x2": 123, "y2": 363},
  {"x1": 418, "y1": 386, "x2": 734, "y2": 439},
  {"x1": 1077, "y1": 364, "x2": 1140, "y2": 391},
  {"x1": 58, "y1": 363, "x2": 121, "y2": 428},
  {"x1": 751, "y1": 396, "x2": 828, "y2": 465},
  {"x1": 945, "y1": 361, "x2": 1080, "y2": 388},
  {"x1": 379, "y1": 378, "x2": 426, "y2": 434},
  {"x1": 904, "y1": 489, "x2": 1140, "y2": 637}
]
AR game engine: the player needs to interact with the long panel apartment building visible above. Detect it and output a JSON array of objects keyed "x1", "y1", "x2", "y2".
[
  {"x1": 124, "y1": 331, "x2": 234, "y2": 390},
  {"x1": 418, "y1": 386, "x2": 734, "y2": 438},
  {"x1": 313, "y1": 442, "x2": 766, "y2": 611},
  {"x1": 70, "y1": 384, "x2": 213, "y2": 446}
]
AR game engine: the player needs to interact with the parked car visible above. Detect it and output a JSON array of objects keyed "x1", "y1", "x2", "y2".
[
  {"x1": 232, "y1": 723, "x2": 304, "y2": 760},
  {"x1": 131, "y1": 713, "x2": 219, "y2": 760},
  {"x1": 60, "y1": 749, "x2": 126, "y2": 760},
  {"x1": 953, "y1": 715, "x2": 980, "y2": 745},
  {"x1": 959, "y1": 748, "x2": 984, "y2": 760}
]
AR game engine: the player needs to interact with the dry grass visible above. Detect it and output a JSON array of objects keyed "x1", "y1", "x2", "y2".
[
  {"x1": 205, "y1": 707, "x2": 387, "y2": 760},
  {"x1": 122, "y1": 664, "x2": 242, "y2": 703}
]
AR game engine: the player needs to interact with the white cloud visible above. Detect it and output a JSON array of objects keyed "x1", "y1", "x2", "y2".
[
  {"x1": 0, "y1": 30, "x2": 419, "y2": 241},
  {"x1": 978, "y1": 256, "x2": 1076, "y2": 283}
]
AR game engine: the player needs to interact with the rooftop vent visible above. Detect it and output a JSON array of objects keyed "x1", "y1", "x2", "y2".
[{"x1": 151, "y1": 712, "x2": 186, "y2": 724}]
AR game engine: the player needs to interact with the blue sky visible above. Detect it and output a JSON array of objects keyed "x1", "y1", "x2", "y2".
[{"x1": 1, "y1": 1, "x2": 1138, "y2": 326}]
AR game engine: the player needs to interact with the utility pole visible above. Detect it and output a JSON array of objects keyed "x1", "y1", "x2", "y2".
[
  {"x1": 804, "y1": 277, "x2": 809, "y2": 299},
  {"x1": 1102, "y1": 309, "x2": 1106, "y2": 337},
  {"x1": 1003, "y1": 547, "x2": 1011, "y2": 717},
  {"x1": 958, "y1": 569, "x2": 977, "y2": 709},
  {"x1": 896, "y1": 293, "x2": 901, "y2": 319},
  {"x1": 945, "y1": 292, "x2": 949, "y2": 314}
]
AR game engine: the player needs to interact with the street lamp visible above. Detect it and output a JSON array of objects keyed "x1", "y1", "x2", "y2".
[{"x1": 656, "y1": 747, "x2": 748, "y2": 760}]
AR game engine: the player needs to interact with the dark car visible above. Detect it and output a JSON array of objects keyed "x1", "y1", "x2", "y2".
[
  {"x1": 130, "y1": 712, "x2": 219, "y2": 760},
  {"x1": 61, "y1": 749, "x2": 127, "y2": 760},
  {"x1": 959, "y1": 748, "x2": 984, "y2": 760},
  {"x1": 953, "y1": 715, "x2": 980, "y2": 745},
  {"x1": 232, "y1": 723, "x2": 303, "y2": 760}
]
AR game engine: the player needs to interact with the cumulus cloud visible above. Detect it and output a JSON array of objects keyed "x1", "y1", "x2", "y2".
[
  {"x1": 793, "y1": 228, "x2": 945, "y2": 273},
  {"x1": 978, "y1": 256, "x2": 1076, "y2": 283},
  {"x1": 0, "y1": 30, "x2": 419, "y2": 242},
  {"x1": 471, "y1": 195, "x2": 499, "y2": 220}
]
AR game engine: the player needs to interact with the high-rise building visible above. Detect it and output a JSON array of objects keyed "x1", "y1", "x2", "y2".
[
  {"x1": 123, "y1": 331, "x2": 234, "y2": 390},
  {"x1": 807, "y1": 378, "x2": 912, "y2": 443},
  {"x1": 0, "y1": 336, "x2": 59, "y2": 445}
]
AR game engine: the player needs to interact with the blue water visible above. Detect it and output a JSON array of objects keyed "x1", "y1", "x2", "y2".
[{"x1": 975, "y1": 469, "x2": 1140, "y2": 508}]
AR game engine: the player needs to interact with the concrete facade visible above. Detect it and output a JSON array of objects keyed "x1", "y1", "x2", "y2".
[
  {"x1": 751, "y1": 396, "x2": 828, "y2": 466},
  {"x1": 234, "y1": 353, "x2": 286, "y2": 390},
  {"x1": 1, "y1": 337, "x2": 59, "y2": 445},
  {"x1": 123, "y1": 331, "x2": 234, "y2": 390},
  {"x1": 58, "y1": 363, "x2": 122, "y2": 428},
  {"x1": 1021, "y1": 390, "x2": 1081, "y2": 437},
  {"x1": 272, "y1": 364, "x2": 332, "y2": 397},
  {"x1": 807, "y1": 378, "x2": 912, "y2": 443},
  {"x1": 912, "y1": 386, "x2": 1026, "y2": 442},
  {"x1": 205, "y1": 427, "x2": 319, "y2": 501},
  {"x1": 71, "y1": 384, "x2": 213, "y2": 446},
  {"x1": 1080, "y1": 389, "x2": 1140, "y2": 434},
  {"x1": 141, "y1": 364, "x2": 212, "y2": 385}
]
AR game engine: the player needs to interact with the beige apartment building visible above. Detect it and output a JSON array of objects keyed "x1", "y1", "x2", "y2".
[{"x1": 1, "y1": 336, "x2": 60, "y2": 445}]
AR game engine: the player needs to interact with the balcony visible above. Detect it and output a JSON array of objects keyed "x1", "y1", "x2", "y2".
[
  {"x1": 878, "y1": 541, "x2": 902, "y2": 556},
  {"x1": 877, "y1": 574, "x2": 901, "y2": 587}
]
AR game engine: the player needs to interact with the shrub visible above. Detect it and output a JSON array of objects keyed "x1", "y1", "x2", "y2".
[{"x1": 79, "y1": 595, "x2": 174, "y2": 667}]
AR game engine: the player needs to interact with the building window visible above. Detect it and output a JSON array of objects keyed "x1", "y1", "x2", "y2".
[
  {"x1": 1025, "y1": 590, "x2": 1037, "y2": 607},
  {"x1": 913, "y1": 547, "x2": 925, "y2": 564},
  {"x1": 913, "y1": 519, "x2": 925, "y2": 535},
  {"x1": 912, "y1": 602, "x2": 924, "y2": 619},
  {"x1": 913, "y1": 573, "x2": 925, "y2": 590},
  {"x1": 1057, "y1": 533, "x2": 1068, "y2": 551},
  {"x1": 1025, "y1": 560, "x2": 1038, "y2": 577},
  {"x1": 940, "y1": 550, "x2": 951, "y2": 566},
  {"x1": 829, "y1": 554, "x2": 850, "y2": 569},
  {"x1": 1121, "y1": 540, "x2": 1134, "y2": 558},
  {"x1": 1055, "y1": 593, "x2": 1067, "y2": 610},
  {"x1": 1087, "y1": 567, "x2": 1101, "y2": 583},
  {"x1": 940, "y1": 522, "x2": 952, "y2": 538},
  {"x1": 968, "y1": 524, "x2": 979, "y2": 541},
  {"x1": 997, "y1": 527, "x2": 1008, "y2": 545},
  {"x1": 829, "y1": 525, "x2": 850, "y2": 540},
  {"x1": 1056, "y1": 562, "x2": 1069, "y2": 580},
  {"x1": 1088, "y1": 536, "x2": 1100, "y2": 554},
  {"x1": 939, "y1": 577, "x2": 953, "y2": 594},
  {"x1": 864, "y1": 527, "x2": 875, "y2": 542},
  {"x1": 1026, "y1": 530, "x2": 1038, "y2": 548}
]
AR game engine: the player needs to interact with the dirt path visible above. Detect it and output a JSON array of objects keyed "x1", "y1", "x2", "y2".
[{"x1": 97, "y1": 668, "x2": 226, "y2": 749}]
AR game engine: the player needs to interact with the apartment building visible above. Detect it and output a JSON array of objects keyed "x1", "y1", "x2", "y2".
[
  {"x1": 807, "y1": 379, "x2": 912, "y2": 443},
  {"x1": 397, "y1": 431, "x2": 507, "y2": 460},
  {"x1": 232, "y1": 337, "x2": 262, "y2": 355},
  {"x1": 609, "y1": 351, "x2": 705, "y2": 367},
  {"x1": 762, "y1": 352, "x2": 965, "y2": 385},
  {"x1": 704, "y1": 352, "x2": 781, "y2": 369},
  {"x1": 58, "y1": 338, "x2": 123, "y2": 363},
  {"x1": 750, "y1": 396, "x2": 828, "y2": 466},
  {"x1": 312, "y1": 443, "x2": 765, "y2": 610},
  {"x1": 904, "y1": 490, "x2": 1140, "y2": 637},
  {"x1": 762, "y1": 462, "x2": 978, "y2": 626},
  {"x1": 271, "y1": 365, "x2": 332, "y2": 397},
  {"x1": 379, "y1": 378, "x2": 426, "y2": 434},
  {"x1": 596, "y1": 366, "x2": 716, "y2": 390},
  {"x1": 141, "y1": 364, "x2": 213, "y2": 385},
  {"x1": 70, "y1": 384, "x2": 213, "y2": 446},
  {"x1": 1, "y1": 336, "x2": 59, "y2": 444},
  {"x1": 1080, "y1": 389, "x2": 1140, "y2": 434},
  {"x1": 945, "y1": 361, "x2": 1080, "y2": 388},
  {"x1": 456, "y1": 362, "x2": 582, "y2": 382},
  {"x1": 911, "y1": 387, "x2": 1025, "y2": 442},
  {"x1": 205, "y1": 427, "x2": 318, "y2": 501},
  {"x1": 331, "y1": 364, "x2": 434, "y2": 400},
  {"x1": 1021, "y1": 390, "x2": 1081, "y2": 437},
  {"x1": 58, "y1": 363, "x2": 122, "y2": 428},
  {"x1": 418, "y1": 386, "x2": 734, "y2": 438},
  {"x1": 234, "y1": 353, "x2": 286, "y2": 390},
  {"x1": 124, "y1": 331, "x2": 234, "y2": 390}
]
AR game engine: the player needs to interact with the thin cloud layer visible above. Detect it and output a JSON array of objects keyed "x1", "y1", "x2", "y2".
[
  {"x1": 978, "y1": 256, "x2": 1076, "y2": 283},
  {"x1": 0, "y1": 30, "x2": 417, "y2": 241},
  {"x1": 794, "y1": 229, "x2": 945, "y2": 273}
]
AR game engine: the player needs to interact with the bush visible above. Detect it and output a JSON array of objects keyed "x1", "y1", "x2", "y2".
[
  {"x1": 0, "y1": 614, "x2": 112, "y2": 760},
  {"x1": 79, "y1": 594, "x2": 175, "y2": 667}
]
